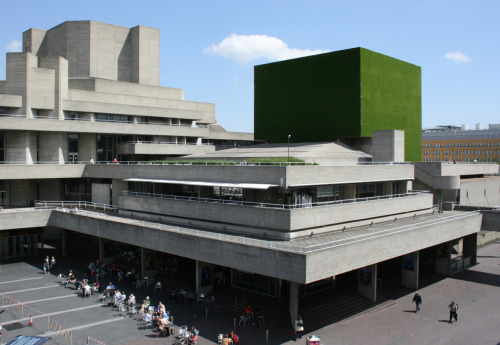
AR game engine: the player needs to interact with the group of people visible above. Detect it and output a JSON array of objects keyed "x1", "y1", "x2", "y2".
[
  {"x1": 412, "y1": 292, "x2": 459, "y2": 323},
  {"x1": 43, "y1": 256, "x2": 57, "y2": 274},
  {"x1": 220, "y1": 330, "x2": 238, "y2": 344}
]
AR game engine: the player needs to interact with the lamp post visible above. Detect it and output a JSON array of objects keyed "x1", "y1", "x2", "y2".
[{"x1": 287, "y1": 134, "x2": 291, "y2": 163}]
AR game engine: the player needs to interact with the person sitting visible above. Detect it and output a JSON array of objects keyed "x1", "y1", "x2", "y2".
[
  {"x1": 221, "y1": 334, "x2": 231, "y2": 345},
  {"x1": 93, "y1": 281, "x2": 100, "y2": 292},
  {"x1": 83, "y1": 282, "x2": 92, "y2": 296},
  {"x1": 228, "y1": 330, "x2": 239, "y2": 344},
  {"x1": 244, "y1": 304, "x2": 253, "y2": 317},
  {"x1": 68, "y1": 271, "x2": 77, "y2": 286},
  {"x1": 119, "y1": 291, "x2": 127, "y2": 303},
  {"x1": 157, "y1": 314, "x2": 172, "y2": 336},
  {"x1": 113, "y1": 290, "x2": 122, "y2": 306},
  {"x1": 157, "y1": 301, "x2": 166, "y2": 316},
  {"x1": 140, "y1": 296, "x2": 150, "y2": 313},
  {"x1": 188, "y1": 325, "x2": 199, "y2": 344},
  {"x1": 143, "y1": 310, "x2": 153, "y2": 324},
  {"x1": 128, "y1": 294, "x2": 136, "y2": 307}
]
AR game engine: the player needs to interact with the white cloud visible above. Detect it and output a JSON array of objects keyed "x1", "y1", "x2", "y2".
[
  {"x1": 204, "y1": 34, "x2": 329, "y2": 64},
  {"x1": 5, "y1": 40, "x2": 22, "y2": 52},
  {"x1": 445, "y1": 51, "x2": 472, "y2": 63}
]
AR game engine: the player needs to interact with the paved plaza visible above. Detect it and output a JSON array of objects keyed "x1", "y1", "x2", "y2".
[{"x1": 1, "y1": 241, "x2": 499, "y2": 345}]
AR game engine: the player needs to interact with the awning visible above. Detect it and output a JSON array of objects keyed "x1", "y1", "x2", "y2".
[{"x1": 124, "y1": 178, "x2": 279, "y2": 190}]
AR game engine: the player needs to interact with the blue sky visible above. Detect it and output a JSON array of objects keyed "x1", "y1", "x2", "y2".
[{"x1": 1, "y1": 0, "x2": 498, "y2": 133}]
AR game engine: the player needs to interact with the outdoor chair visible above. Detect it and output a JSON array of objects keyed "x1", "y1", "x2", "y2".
[
  {"x1": 155, "y1": 281, "x2": 162, "y2": 291},
  {"x1": 239, "y1": 315, "x2": 250, "y2": 327}
]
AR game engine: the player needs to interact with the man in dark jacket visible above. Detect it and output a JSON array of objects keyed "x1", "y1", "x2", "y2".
[{"x1": 413, "y1": 292, "x2": 422, "y2": 313}]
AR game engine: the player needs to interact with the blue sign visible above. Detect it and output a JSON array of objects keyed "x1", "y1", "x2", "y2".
[{"x1": 6, "y1": 335, "x2": 51, "y2": 345}]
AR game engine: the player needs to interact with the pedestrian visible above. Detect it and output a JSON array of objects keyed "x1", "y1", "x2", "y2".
[
  {"x1": 50, "y1": 256, "x2": 57, "y2": 274},
  {"x1": 43, "y1": 256, "x2": 50, "y2": 274},
  {"x1": 448, "y1": 301, "x2": 458, "y2": 323},
  {"x1": 412, "y1": 292, "x2": 422, "y2": 313},
  {"x1": 293, "y1": 315, "x2": 304, "y2": 341}
]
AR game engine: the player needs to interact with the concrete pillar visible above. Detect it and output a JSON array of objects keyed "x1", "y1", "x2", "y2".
[
  {"x1": 198, "y1": 186, "x2": 210, "y2": 199},
  {"x1": 462, "y1": 234, "x2": 477, "y2": 266},
  {"x1": 357, "y1": 264, "x2": 377, "y2": 302},
  {"x1": 5, "y1": 52, "x2": 37, "y2": 117},
  {"x1": 5, "y1": 131, "x2": 37, "y2": 164},
  {"x1": 401, "y1": 251, "x2": 419, "y2": 289},
  {"x1": 39, "y1": 56, "x2": 68, "y2": 120},
  {"x1": 61, "y1": 229, "x2": 68, "y2": 257},
  {"x1": 345, "y1": 185, "x2": 356, "y2": 200},
  {"x1": 8, "y1": 180, "x2": 37, "y2": 207},
  {"x1": 38, "y1": 132, "x2": 67, "y2": 163},
  {"x1": 289, "y1": 281, "x2": 299, "y2": 327},
  {"x1": 79, "y1": 133, "x2": 97, "y2": 163},
  {"x1": 382, "y1": 182, "x2": 393, "y2": 196},
  {"x1": 195, "y1": 260, "x2": 200, "y2": 296},
  {"x1": 435, "y1": 243, "x2": 451, "y2": 275},
  {"x1": 112, "y1": 179, "x2": 128, "y2": 206},
  {"x1": 140, "y1": 247, "x2": 145, "y2": 279},
  {"x1": 437, "y1": 190, "x2": 443, "y2": 213},
  {"x1": 98, "y1": 238, "x2": 104, "y2": 263}
]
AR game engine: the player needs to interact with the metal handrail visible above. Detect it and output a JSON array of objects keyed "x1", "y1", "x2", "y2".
[
  {"x1": 121, "y1": 190, "x2": 430, "y2": 210},
  {"x1": 124, "y1": 141, "x2": 214, "y2": 146},
  {"x1": 35, "y1": 200, "x2": 118, "y2": 213}
]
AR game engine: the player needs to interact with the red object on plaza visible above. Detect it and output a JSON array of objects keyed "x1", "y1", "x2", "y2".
[
  {"x1": 306, "y1": 335, "x2": 320, "y2": 345},
  {"x1": 28, "y1": 314, "x2": 33, "y2": 326}
]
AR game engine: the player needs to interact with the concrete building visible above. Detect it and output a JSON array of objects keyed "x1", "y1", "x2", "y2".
[
  {"x1": 1, "y1": 21, "x2": 499, "y2": 328},
  {"x1": 422, "y1": 124, "x2": 500, "y2": 163}
]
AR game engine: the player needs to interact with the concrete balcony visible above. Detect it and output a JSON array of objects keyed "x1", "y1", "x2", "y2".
[
  {"x1": 0, "y1": 94, "x2": 22, "y2": 107},
  {"x1": 118, "y1": 192, "x2": 434, "y2": 237},
  {"x1": 0, "y1": 208, "x2": 52, "y2": 230},
  {"x1": 117, "y1": 142, "x2": 216, "y2": 156},
  {"x1": 0, "y1": 116, "x2": 210, "y2": 136},
  {"x1": 0, "y1": 163, "x2": 86, "y2": 180}
]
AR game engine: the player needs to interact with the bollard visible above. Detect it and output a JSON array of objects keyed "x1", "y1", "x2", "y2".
[
  {"x1": 266, "y1": 329, "x2": 269, "y2": 342},
  {"x1": 28, "y1": 314, "x2": 33, "y2": 326}
]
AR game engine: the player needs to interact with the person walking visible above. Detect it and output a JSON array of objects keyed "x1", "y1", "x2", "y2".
[
  {"x1": 50, "y1": 256, "x2": 57, "y2": 275},
  {"x1": 448, "y1": 301, "x2": 458, "y2": 323},
  {"x1": 293, "y1": 315, "x2": 304, "y2": 341},
  {"x1": 412, "y1": 292, "x2": 422, "y2": 313}
]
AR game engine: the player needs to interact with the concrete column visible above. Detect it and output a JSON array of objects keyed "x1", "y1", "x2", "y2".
[
  {"x1": 79, "y1": 133, "x2": 97, "y2": 163},
  {"x1": 382, "y1": 182, "x2": 393, "y2": 196},
  {"x1": 112, "y1": 179, "x2": 128, "y2": 206},
  {"x1": 462, "y1": 234, "x2": 477, "y2": 265},
  {"x1": 39, "y1": 56, "x2": 68, "y2": 120},
  {"x1": 195, "y1": 260, "x2": 200, "y2": 296},
  {"x1": 9, "y1": 180, "x2": 37, "y2": 207},
  {"x1": 437, "y1": 190, "x2": 443, "y2": 213},
  {"x1": 38, "y1": 132, "x2": 67, "y2": 163},
  {"x1": 5, "y1": 52, "x2": 37, "y2": 117},
  {"x1": 401, "y1": 251, "x2": 420, "y2": 289},
  {"x1": 289, "y1": 281, "x2": 299, "y2": 327},
  {"x1": 61, "y1": 229, "x2": 69, "y2": 257},
  {"x1": 345, "y1": 185, "x2": 356, "y2": 200},
  {"x1": 435, "y1": 243, "x2": 451, "y2": 275},
  {"x1": 5, "y1": 131, "x2": 37, "y2": 164},
  {"x1": 98, "y1": 238, "x2": 104, "y2": 263},
  {"x1": 357, "y1": 264, "x2": 377, "y2": 302},
  {"x1": 140, "y1": 247, "x2": 145, "y2": 279}
]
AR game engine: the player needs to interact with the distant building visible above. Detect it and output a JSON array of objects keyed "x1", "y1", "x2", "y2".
[
  {"x1": 254, "y1": 48, "x2": 422, "y2": 161},
  {"x1": 422, "y1": 124, "x2": 500, "y2": 163}
]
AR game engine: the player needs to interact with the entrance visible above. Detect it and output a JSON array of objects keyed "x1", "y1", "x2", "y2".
[{"x1": 0, "y1": 229, "x2": 43, "y2": 261}]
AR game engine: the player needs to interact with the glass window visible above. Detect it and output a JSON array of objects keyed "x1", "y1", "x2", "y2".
[
  {"x1": 485, "y1": 150, "x2": 493, "y2": 155},
  {"x1": 453, "y1": 150, "x2": 460, "y2": 155},
  {"x1": 424, "y1": 151, "x2": 430, "y2": 156},
  {"x1": 424, "y1": 144, "x2": 431, "y2": 148},
  {"x1": 454, "y1": 143, "x2": 461, "y2": 147},
  {"x1": 465, "y1": 143, "x2": 472, "y2": 147},
  {"x1": 464, "y1": 158, "x2": 470, "y2": 162},
  {"x1": 435, "y1": 144, "x2": 441, "y2": 148},
  {"x1": 444, "y1": 143, "x2": 451, "y2": 148},
  {"x1": 423, "y1": 158, "x2": 430, "y2": 162},
  {"x1": 476, "y1": 142, "x2": 483, "y2": 147},
  {"x1": 455, "y1": 158, "x2": 460, "y2": 162},
  {"x1": 443, "y1": 150, "x2": 450, "y2": 155},
  {"x1": 433, "y1": 158, "x2": 440, "y2": 162},
  {"x1": 464, "y1": 150, "x2": 471, "y2": 155},
  {"x1": 433, "y1": 151, "x2": 440, "y2": 155},
  {"x1": 487, "y1": 142, "x2": 494, "y2": 147},
  {"x1": 474, "y1": 150, "x2": 482, "y2": 155}
]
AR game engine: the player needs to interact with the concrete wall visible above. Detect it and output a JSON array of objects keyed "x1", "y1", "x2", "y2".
[
  {"x1": 119, "y1": 193, "x2": 433, "y2": 232},
  {"x1": 92, "y1": 183, "x2": 111, "y2": 205},
  {"x1": 460, "y1": 177, "x2": 500, "y2": 207},
  {"x1": 117, "y1": 143, "x2": 215, "y2": 156},
  {"x1": 0, "y1": 164, "x2": 85, "y2": 180},
  {"x1": 38, "y1": 132, "x2": 67, "y2": 163},
  {"x1": 5, "y1": 131, "x2": 37, "y2": 163},
  {"x1": 39, "y1": 179, "x2": 63, "y2": 201},
  {"x1": 79, "y1": 133, "x2": 96, "y2": 162},
  {"x1": 8, "y1": 180, "x2": 37, "y2": 207},
  {"x1": 372, "y1": 130, "x2": 405, "y2": 162},
  {"x1": 304, "y1": 211, "x2": 482, "y2": 283},
  {"x1": 0, "y1": 209, "x2": 52, "y2": 230}
]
